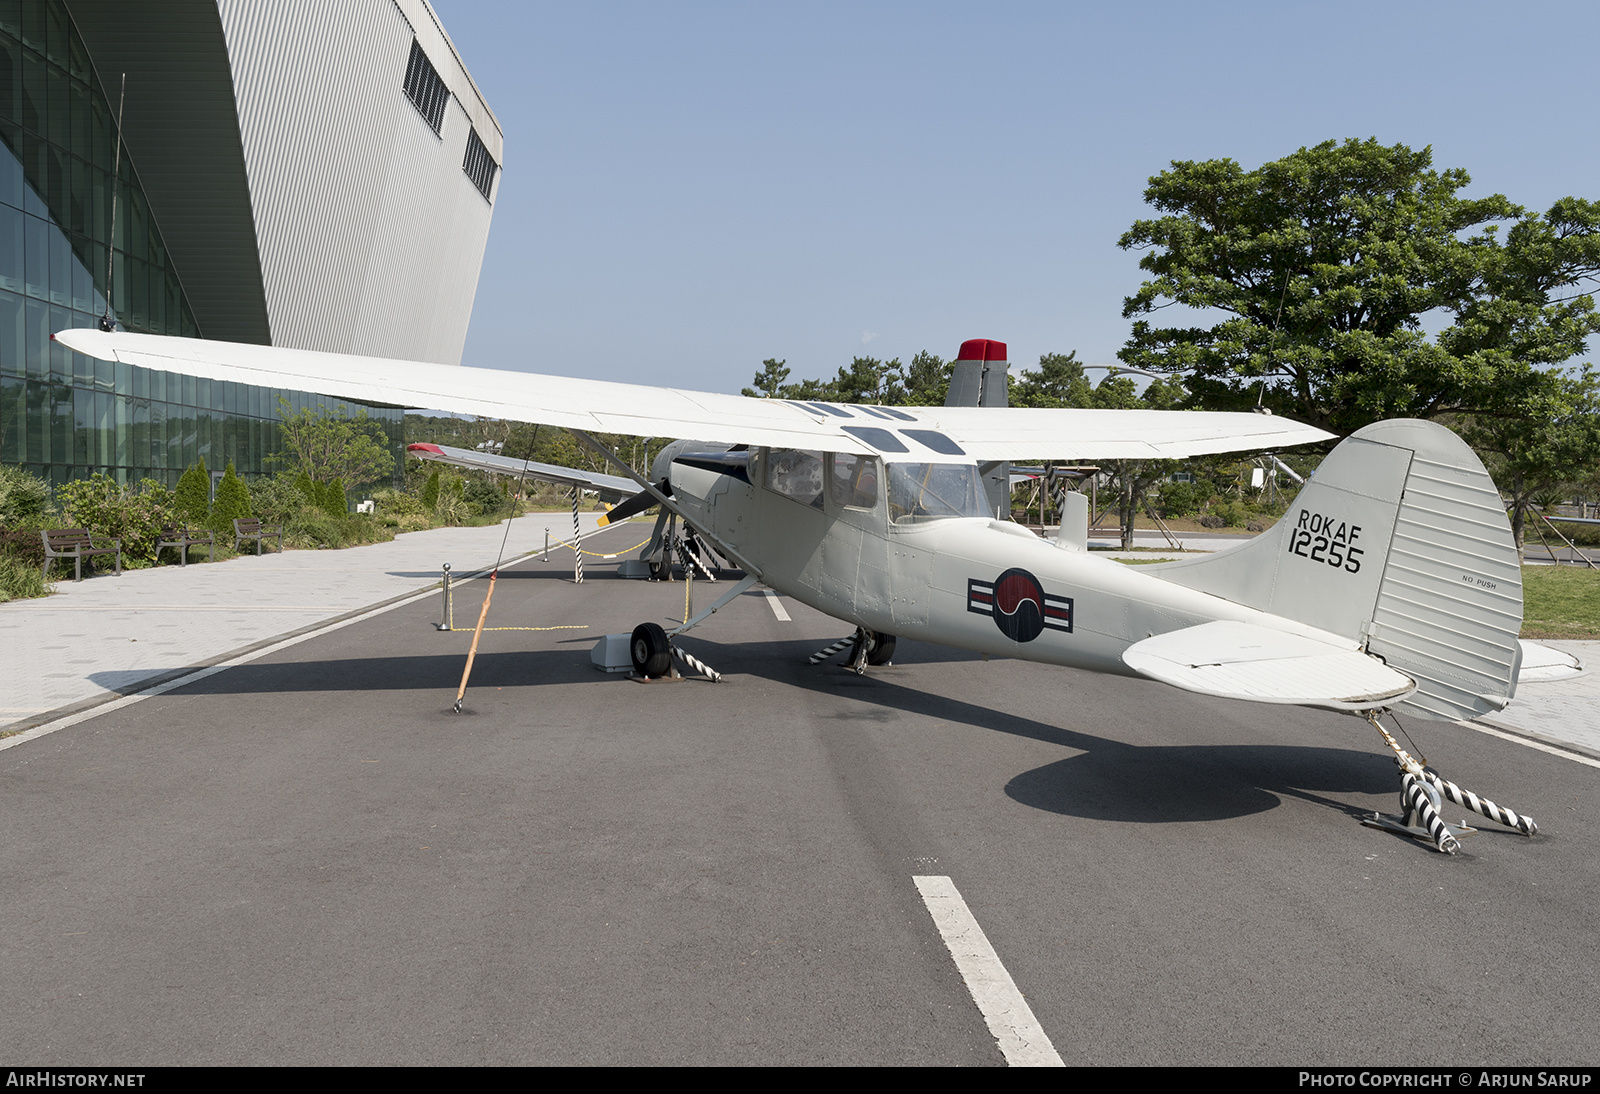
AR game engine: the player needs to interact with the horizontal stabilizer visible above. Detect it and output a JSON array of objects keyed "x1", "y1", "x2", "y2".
[
  {"x1": 1517, "y1": 640, "x2": 1585, "y2": 683},
  {"x1": 1122, "y1": 620, "x2": 1416, "y2": 712},
  {"x1": 406, "y1": 443, "x2": 636, "y2": 496}
]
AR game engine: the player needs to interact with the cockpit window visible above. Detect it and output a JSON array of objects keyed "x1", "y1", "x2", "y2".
[
  {"x1": 887, "y1": 462, "x2": 988, "y2": 524},
  {"x1": 766, "y1": 449, "x2": 824, "y2": 509},
  {"x1": 830, "y1": 454, "x2": 880, "y2": 511}
]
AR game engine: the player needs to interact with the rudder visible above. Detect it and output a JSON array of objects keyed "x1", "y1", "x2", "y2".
[{"x1": 1150, "y1": 419, "x2": 1522, "y2": 721}]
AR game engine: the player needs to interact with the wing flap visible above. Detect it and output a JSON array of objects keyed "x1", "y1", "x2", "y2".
[{"x1": 1122, "y1": 620, "x2": 1416, "y2": 711}]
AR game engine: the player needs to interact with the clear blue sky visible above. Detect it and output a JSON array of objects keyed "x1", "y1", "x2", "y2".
[{"x1": 430, "y1": 0, "x2": 1600, "y2": 393}]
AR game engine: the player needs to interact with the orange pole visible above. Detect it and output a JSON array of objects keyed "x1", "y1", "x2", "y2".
[{"x1": 452, "y1": 570, "x2": 498, "y2": 712}]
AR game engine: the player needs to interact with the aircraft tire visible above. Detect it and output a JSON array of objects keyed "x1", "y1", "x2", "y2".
[
  {"x1": 866, "y1": 632, "x2": 896, "y2": 665},
  {"x1": 631, "y1": 622, "x2": 673, "y2": 678},
  {"x1": 648, "y1": 558, "x2": 670, "y2": 581}
]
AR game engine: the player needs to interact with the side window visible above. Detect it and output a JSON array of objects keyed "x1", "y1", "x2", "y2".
[
  {"x1": 767, "y1": 449, "x2": 824, "y2": 509},
  {"x1": 829, "y1": 453, "x2": 880, "y2": 511}
]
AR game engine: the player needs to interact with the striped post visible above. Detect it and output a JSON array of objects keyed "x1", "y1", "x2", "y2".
[
  {"x1": 572, "y1": 489, "x2": 582, "y2": 583},
  {"x1": 1422, "y1": 770, "x2": 1538, "y2": 837},
  {"x1": 1402, "y1": 773, "x2": 1460, "y2": 855}
]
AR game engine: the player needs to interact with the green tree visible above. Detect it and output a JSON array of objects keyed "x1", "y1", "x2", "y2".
[
  {"x1": 318, "y1": 478, "x2": 347, "y2": 518},
  {"x1": 741, "y1": 358, "x2": 792, "y2": 399},
  {"x1": 174, "y1": 458, "x2": 210, "y2": 527},
  {"x1": 1117, "y1": 138, "x2": 1600, "y2": 436},
  {"x1": 421, "y1": 468, "x2": 441, "y2": 511},
  {"x1": 273, "y1": 397, "x2": 394, "y2": 487},
  {"x1": 1012, "y1": 351, "x2": 1095, "y2": 409},
  {"x1": 209, "y1": 460, "x2": 252, "y2": 536},
  {"x1": 900, "y1": 351, "x2": 950, "y2": 405},
  {"x1": 1460, "y1": 370, "x2": 1600, "y2": 554}
]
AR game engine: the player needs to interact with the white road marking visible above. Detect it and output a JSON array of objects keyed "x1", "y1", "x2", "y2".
[
  {"x1": 1, "y1": 583, "x2": 445, "y2": 753},
  {"x1": 1464, "y1": 720, "x2": 1600, "y2": 770},
  {"x1": 762, "y1": 589, "x2": 790, "y2": 621},
  {"x1": 913, "y1": 875, "x2": 1064, "y2": 1067}
]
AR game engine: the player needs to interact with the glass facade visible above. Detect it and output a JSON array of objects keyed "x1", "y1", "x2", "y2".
[{"x1": 0, "y1": 0, "x2": 403, "y2": 489}]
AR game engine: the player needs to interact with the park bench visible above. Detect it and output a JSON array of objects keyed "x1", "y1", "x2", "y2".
[
  {"x1": 157, "y1": 524, "x2": 214, "y2": 566},
  {"x1": 233, "y1": 517, "x2": 284, "y2": 555},
  {"x1": 41, "y1": 528, "x2": 121, "y2": 582}
]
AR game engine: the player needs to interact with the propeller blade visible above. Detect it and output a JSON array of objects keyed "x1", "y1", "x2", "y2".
[{"x1": 596, "y1": 482, "x2": 667, "y2": 527}]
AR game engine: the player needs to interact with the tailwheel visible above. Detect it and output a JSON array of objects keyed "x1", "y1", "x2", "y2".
[
  {"x1": 865, "y1": 632, "x2": 896, "y2": 666},
  {"x1": 631, "y1": 622, "x2": 673, "y2": 678}
]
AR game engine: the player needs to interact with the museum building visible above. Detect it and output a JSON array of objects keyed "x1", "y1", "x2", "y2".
[{"x1": 0, "y1": 0, "x2": 501, "y2": 488}]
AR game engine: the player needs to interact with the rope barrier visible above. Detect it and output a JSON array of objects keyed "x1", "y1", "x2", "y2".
[{"x1": 541, "y1": 535, "x2": 653, "y2": 558}]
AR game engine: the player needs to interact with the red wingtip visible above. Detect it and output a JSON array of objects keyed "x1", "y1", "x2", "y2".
[
  {"x1": 956, "y1": 338, "x2": 1007, "y2": 363},
  {"x1": 407, "y1": 443, "x2": 445, "y2": 455}
]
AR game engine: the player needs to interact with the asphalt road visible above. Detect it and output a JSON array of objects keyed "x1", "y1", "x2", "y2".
[{"x1": 3, "y1": 527, "x2": 1597, "y2": 1066}]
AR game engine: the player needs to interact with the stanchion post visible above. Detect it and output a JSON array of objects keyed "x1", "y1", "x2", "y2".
[
  {"x1": 572, "y1": 490, "x2": 583, "y2": 583},
  {"x1": 437, "y1": 562, "x2": 452, "y2": 631}
]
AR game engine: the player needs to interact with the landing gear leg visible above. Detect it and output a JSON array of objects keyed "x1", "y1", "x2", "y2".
[{"x1": 1358, "y1": 712, "x2": 1537, "y2": 853}]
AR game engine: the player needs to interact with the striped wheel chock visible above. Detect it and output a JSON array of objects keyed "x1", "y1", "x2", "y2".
[
  {"x1": 808, "y1": 635, "x2": 857, "y2": 665},
  {"x1": 1422, "y1": 770, "x2": 1537, "y2": 837},
  {"x1": 1403, "y1": 773, "x2": 1460, "y2": 855}
]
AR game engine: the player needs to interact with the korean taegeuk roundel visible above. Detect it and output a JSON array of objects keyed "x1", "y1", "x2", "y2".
[{"x1": 966, "y1": 567, "x2": 1074, "y2": 643}]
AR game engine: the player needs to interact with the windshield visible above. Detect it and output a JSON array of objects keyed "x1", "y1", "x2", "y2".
[{"x1": 887, "y1": 462, "x2": 989, "y2": 524}]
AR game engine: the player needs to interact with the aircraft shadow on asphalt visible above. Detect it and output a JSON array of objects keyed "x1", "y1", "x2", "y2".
[
  {"x1": 88, "y1": 630, "x2": 1396, "y2": 827},
  {"x1": 752, "y1": 638, "x2": 1397, "y2": 826}
]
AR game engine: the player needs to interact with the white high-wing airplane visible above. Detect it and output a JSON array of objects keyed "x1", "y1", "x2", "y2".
[{"x1": 56, "y1": 328, "x2": 1558, "y2": 849}]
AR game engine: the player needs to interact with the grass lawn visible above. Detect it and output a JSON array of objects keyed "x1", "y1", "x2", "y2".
[{"x1": 1521, "y1": 565, "x2": 1600, "y2": 640}]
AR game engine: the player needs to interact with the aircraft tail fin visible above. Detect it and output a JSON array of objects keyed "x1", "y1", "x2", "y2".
[{"x1": 1148, "y1": 419, "x2": 1523, "y2": 721}]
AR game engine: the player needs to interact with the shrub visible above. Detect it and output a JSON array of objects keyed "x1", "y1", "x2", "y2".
[
  {"x1": 249, "y1": 474, "x2": 312, "y2": 527},
  {"x1": 1156, "y1": 480, "x2": 1202, "y2": 519},
  {"x1": 0, "y1": 465, "x2": 51, "y2": 525},
  {"x1": 0, "y1": 554, "x2": 51, "y2": 601},
  {"x1": 0, "y1": 526, "x2": 48, "y2": 568},
  {"x1": 55, "y1": 475, "x2": 176, "y2": 565},
  {"x1": 434, "y1": 487, "x2": 470, "y2": 526},
  {"x1": 318, "y1": 477, "x2": 347, "y2": 518},
  {"x1": 210, "y1": 461, "x2": 252, "y2": 536},
  {"x1": 174, "y1": 459, "x2": 211, "y2": 527},
  {"x1": 463, "y1": 477, "x2": 507, "y2": 517},
  {"x1": 372, "y1": 488, "x2": 424, "y2": 517},
  {"x1": 421, "y1": 468, "x2": 441, "y2": 511}
]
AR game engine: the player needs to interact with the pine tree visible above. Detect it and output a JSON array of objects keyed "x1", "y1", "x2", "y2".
[
  {"x1": 421, "y1": 469, "x2": 441, "y2": 511},
  {"x1": 210, "y1": 461, "x2": 252, "y2": 536},
  {"x1": 319, "y1": 478, "x2": 346, "y2": 518},
  {"x1": 174, "y1": 458, "x2": 210, "y2": 528}
]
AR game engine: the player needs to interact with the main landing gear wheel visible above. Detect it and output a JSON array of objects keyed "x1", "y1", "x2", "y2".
[
  {"x1": 648, "y1": 558, "x2": 670, "y2": 581},
  {"x1": 865, "y1": 632, "x2": 896, "y2": 665},
  {"x1": 631, "y1": 622, "x2": 672, "y2": 678}
]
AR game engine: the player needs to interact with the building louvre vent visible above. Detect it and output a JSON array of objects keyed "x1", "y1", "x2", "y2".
[
  {"x1": 463, "y1": 128, "x2": 499, "y2": 201},
  {"x1": 403, "y1": 39, "x2": 449, "y2": 134}
]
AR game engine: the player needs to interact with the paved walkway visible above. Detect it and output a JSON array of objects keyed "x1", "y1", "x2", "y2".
[
  {"x1": 1, "y1": 512, "x2": 606, "y2": 729},
  {"x1": 2, "y1": 519, "x2": 1593, "y2": 764}
]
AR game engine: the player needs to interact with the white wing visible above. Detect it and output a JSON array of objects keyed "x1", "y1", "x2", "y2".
[{"x1": 54, "y1": 329, "x2": 1334, "y2": 459}]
